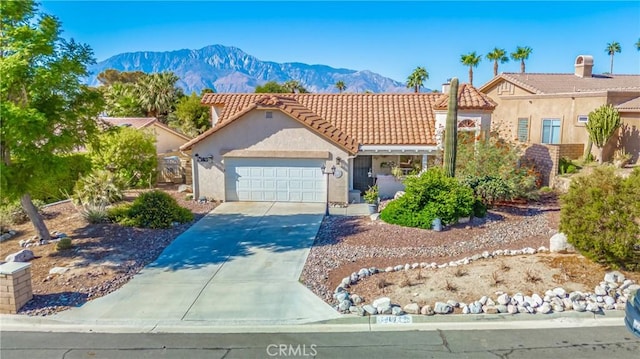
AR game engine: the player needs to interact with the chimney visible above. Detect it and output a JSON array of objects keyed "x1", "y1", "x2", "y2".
[
  {"x1": 574, "y1": 55, "x2": 593, "y2": 78},
  {"x1": 442, "y1": 78, "x2": 452, "y2": 93}
]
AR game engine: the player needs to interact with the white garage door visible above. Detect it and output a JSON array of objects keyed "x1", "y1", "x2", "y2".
[{"x1": 225, "y1": 158, "x2": 326, "y2": 202}]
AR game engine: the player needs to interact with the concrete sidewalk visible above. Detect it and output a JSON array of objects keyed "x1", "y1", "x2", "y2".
[{"x1": 51, "y1": 202, "x2": 340, "y2": 325}]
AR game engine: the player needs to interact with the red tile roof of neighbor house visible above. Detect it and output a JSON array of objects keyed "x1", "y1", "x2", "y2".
[
  {"x1": 185, "y1": 89, "x2": 492, "y2": 152},
  {"x1": 434, "y1": 83, "x2": 497, "y2": 110},
  {"x1": 98, "y1": 117, "x2": 191, "y2": 140},
  {"x1": 480, "y1": 73, "x2": 640, "y2": 95}
]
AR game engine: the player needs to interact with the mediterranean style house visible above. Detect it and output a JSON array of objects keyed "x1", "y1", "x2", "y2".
[
  {"x1": 479, "y1": 55, "x2": 640, "y2": 163},
  {"x1": 98, "y1": 117, "x2": 192, "y2": 154},
  {"x1": 180, "y1": 88, "x2": 496, "y2": 204}
]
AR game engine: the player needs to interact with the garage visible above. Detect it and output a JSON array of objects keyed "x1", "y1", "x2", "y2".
[{"x1": 224, "y1": 158, "x2": 326, "y2": 202}]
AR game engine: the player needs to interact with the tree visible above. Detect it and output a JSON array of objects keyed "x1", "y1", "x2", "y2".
[
  {"x1": 406, "y1": 66, "x2": 429, "y2": 93},
  {"x1": 102, "y1": 82, "x2": 144, "y2": 117},
  {"x1": 335, "y1": 80, "x2": 346, "y2": 93},
  {"x1": 1, "y1": 0, "x2": 104, "y2": 240},
  {"x1": 97, "y1": 69, "x2": 146, "y2": 86},
  {"x1": 510, "y1": 46, "x2": 533, "y2": 73},
  {"x1": 89, "y1": 127, "x2": 157, "y2": 188},
  {"x1": 460, "y1": 52, "x2": 482, "y2": 85},
  {"x1": 255, "y1": 81, "x2": 289, "y2": 93},
  {"x1": 636, "y1": 38, "x2": 640, "y2": 51},
  {"x1": 136, "y1": 72, "x2": 183, "y2": 121},
  {"x1": 605, "y1": 41, "x2": 622, "y2": 74},
  {"x1": 585, "y1": 104, "x2": 621, "y2": 163},
  {"x1": 167, "y1": 92, "x2": 211, "y2": 137},
  {"x1": 486, "y1": 47, "x2": 509, "y2": 77},
  {"x1": 283, "y1": 80, "x2": 308, "y2": 93}
]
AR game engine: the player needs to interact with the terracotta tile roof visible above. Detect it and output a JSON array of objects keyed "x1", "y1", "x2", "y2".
[
  {"x1": 98, "y1": 117, "x2": 191, "y2": 140},
  {"x1": 481, "y1": 73, "x2": 640, "y2": 95},
  {"x1": 434, "y1": 83, "x2": 497, "y2": 110},
  {"x1": 616, "y1": 97, "x2": 640, "y2": 111},
  {"x1": 99, "y1": 117, "x2": 156, "y2": 129},
  {"x1": 195, "y1": 93, "x2": 444, "y2": 149}
]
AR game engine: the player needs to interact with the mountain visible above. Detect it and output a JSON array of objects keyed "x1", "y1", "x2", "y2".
[{"x1": 86, "y1": 45, "x2": 411, "y2": 94}]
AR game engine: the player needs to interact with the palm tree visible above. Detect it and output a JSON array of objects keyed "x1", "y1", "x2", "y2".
[
  {"x1": 486, "y1": 47, "x2": 509, "y2": 77},
  {"x1": 136, "y1": 72, "x2": 182, "y2": 121},
  {"x1": 283, "y1": 80, "x2": 308, "y2": 93},
  {"x1": 406, "y1": 66, "x2": 429, "y2": 93},
  {"x1": 605, "y1": 41, "x2": 622, "y2": 74},
  {"x1": 636, "y1": 38, "x2": 640, "y2": 51},
  {"x1": 335, "y1": 80, "x2": 346, "y2": 93},
  {"x1": 510, "y1": 46, "x2": 533, "y2": 73},
  {"x1": 460, "y1": 51, "x2": 482, "y2": 85}
]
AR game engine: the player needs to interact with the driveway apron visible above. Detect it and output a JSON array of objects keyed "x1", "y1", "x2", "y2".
[{"x1": 53, "y1": 202, "x2": 340, "y2": 325}]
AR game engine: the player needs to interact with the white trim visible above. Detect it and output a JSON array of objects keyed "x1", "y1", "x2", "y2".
[{"x1": 358, "y1": 145, "x2": 439, "y2": 154}]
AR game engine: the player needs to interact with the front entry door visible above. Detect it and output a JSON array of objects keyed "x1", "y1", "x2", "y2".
[{"x1": 353, "y1": 155, "x2": 374, "y2": 194}]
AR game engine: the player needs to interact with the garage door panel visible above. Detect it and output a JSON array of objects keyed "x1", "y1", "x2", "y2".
[{"x1": 225, "y1": 158, "x2": 325, "y2": 203}]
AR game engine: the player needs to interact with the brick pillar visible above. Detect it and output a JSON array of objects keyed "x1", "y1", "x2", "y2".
[{"x1": 0, "y1": 262, "x2": 33, "y2": 314}]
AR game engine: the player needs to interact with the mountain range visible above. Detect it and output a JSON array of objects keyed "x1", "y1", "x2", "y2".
[{"x1": 86, "y1": 44, "x2": 411, "y2": 94}]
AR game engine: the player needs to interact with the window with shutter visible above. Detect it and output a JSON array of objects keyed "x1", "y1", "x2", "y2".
[{"x1": 517, "y1": 118, "x2": 529, "y2": 142}]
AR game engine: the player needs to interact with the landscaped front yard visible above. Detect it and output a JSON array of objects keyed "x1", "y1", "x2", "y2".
[
  {"x1": 300, "y1": 193, "x2": 640, "y2": 312},
  {"x1": 0, "y1": 184, "x2": 217, "y2": 316}
]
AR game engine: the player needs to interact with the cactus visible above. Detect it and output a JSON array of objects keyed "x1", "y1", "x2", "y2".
[
  {"x1": 443, "y1": 77, "x2": 459, "y2": 177},
  {"x1": 585, "y1": 104, "x2": 620, "y2": 163}
]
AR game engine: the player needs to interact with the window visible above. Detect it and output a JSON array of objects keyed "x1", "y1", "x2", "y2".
[
  {"x1": 577, "y1": 115, "x2": 588, "y2": 124},
  {"x1": 541, "y1": 119, "x2": 561, "y2": 144},
  {"x1": 517, "y1": 118, "x2": 529, "y2": 142}
]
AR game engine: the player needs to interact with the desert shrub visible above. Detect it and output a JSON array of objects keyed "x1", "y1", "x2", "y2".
[
  {"x1": 79, "y1": 203, "x2": 109, "y2": 224},
  {"x1": 109, "y1": 190, "x2": 193, "y2": 229},
  {"x1": 89, "y1": 126, "x2": 157, "y2": 188},
  {"x1": 559, "y1": 167, "x2": 640, "y2": 270},
  {"x1": 457, "y1": 133, "x2": 539, "y2": 202},
  {"x1": 73, "y1": 170, "x2": 126, "y2": 206},
  {"x1": 558, "y1": 157, "x2": 579, "y2": 174},
  {"x1": 0, "y1": 200, "x2": 45, "y2": 228},
  {"x1": 461, "y1": 175, "x2": 514, "y2": 205},
  {"x1": 56, "y1": 237, "x2": 73, "y2": 251},
  {"x1": 380, "y1": 168, "x2": 474, "y2": 228}
]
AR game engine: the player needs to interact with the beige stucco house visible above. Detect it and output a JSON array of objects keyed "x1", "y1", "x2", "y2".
[
  {"x1": 479, "y1": 55, "x2": 640, "y2": 163},
  {"x1": 180, "y1": 88, "x2": 495, "y2": 204},
  {"x1": 99, "y1": 117, "x2": 192, "y2": 154}
]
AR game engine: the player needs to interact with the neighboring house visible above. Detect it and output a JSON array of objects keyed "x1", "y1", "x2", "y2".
[
  {"x1": 99, "y1": 117, "x2": 192, "y2": 154},
  {"x1": 479, "y1": 55, "x2": 640, "y2": 163},
  {"x1": 180, "y1": 88, "x2": 495, "y2": 204}
]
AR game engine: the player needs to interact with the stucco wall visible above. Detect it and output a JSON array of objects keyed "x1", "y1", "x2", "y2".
[
  {"x1": 191, "y1": 109, "x2": 350, "y2": 203},
  {"x1": 151, "y1": 125, "x2": 190, "y2": 154},
  {"x1": 620, "y1": 112, "x2": 640, "y2": 163}
]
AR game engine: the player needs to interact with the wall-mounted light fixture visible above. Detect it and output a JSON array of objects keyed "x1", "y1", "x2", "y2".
[{"x1": 194, "y1": 153, "x2": 214, "y2": 163}]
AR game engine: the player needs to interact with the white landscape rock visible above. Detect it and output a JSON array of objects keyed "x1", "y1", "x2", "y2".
[
  {"x1": 5, "y1": 249, "x2": 35, "y2": 262},
  {"x1": 549, "y1": 232, "x2": 575, "y2": 253},
  {"x1": 403, "y1": 303, "x2": 420, "y2": 314},
  {"x1": 434, "y1": 302, "x2": 453, "y2": 314},
  {"x1": 48, "y1": 267, "x2": 69, "y2": 275},
  {"x1": 604, "y1": 271, "x2": 625, "y2": 284},
  {"x1": 372, "y1": 297, "x2": 391, "y2": 310}
]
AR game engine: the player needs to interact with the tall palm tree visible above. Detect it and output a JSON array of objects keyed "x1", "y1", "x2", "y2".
[
  {"x1": 636, "y1": 38, "x2": 640, "y2": 51},
  {"x1": 283, "y1": 80, "x2": 308, "y2": 93},
  {"x1": 335, "y1": 80, "x2": 346, "y2": 93},
  {"x1": 460, "y1": 52, "x2": 482, "y2": 85},
  {"x1": 406, "y1": 66, "x2": 429, "y2": 93},
  {"x1": 486, "y1": 47, "x2": 509, "y2": 77},
  {"x1": 136, "y1": 72, "x2": 182, "y2": 121},
  {"x1": 510, "y1": 46, "x2": 533, "y2": 73},
  {"x1": 605, "y1": 41, "x2": 622, "y2": 74}
]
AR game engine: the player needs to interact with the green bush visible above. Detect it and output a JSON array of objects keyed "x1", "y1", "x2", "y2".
[
  {"x1": 56, "y1": 237, "x2": 73, "y2": 251},
  {"x1": 461, "y1": 175, "x2": 514, "y2": 205},
  {"x1": 559, "y1": 157, "x2": 579, "y2": 174},
  {"x1": 108, "y1": 190, "x2": 194, "y2": 229},
  {"x1": 89, "y1": 126, "x2": 157, "y2": 188},
  {"x1": 0, "y1": 200, "x2": 45, "y2": 228},
  {"x1": 28, "y1": 154, "x2": 93, "y2": 203},
  {"x1": 380, "y1": 168, "x2": 474, "y2": 228},
  {"x1": 559, "y1": 167, "x2": 640, "y2": 270},
  {"x1": 473, "y1": 199, "x2": 488, "y2": 218}
]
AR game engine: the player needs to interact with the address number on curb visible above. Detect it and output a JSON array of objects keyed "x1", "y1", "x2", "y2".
[{"x1": 376, "y1": 315, "x2": 413, "y2": 324}]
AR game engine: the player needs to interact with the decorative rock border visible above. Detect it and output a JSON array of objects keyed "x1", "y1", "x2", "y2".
[{"x1": 332, "y1": 246, "x2": 639, "y2": 317}]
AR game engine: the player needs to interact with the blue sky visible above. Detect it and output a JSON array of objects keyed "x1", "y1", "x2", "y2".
[{"x1": 41, "y1": 1, "x2": 640, "y2": 90}]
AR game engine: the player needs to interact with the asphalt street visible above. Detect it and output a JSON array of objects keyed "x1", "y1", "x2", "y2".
[{"x1": 1, "y1": 326, "x2": 639, "y2": 359}]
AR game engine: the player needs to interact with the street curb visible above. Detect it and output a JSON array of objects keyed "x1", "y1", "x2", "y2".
[{"x1": 0, "y1": 311, "x2": 627, "y2": 334}]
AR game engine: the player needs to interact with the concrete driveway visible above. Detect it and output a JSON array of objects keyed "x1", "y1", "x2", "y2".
[{"x1": 54, "y1": 202, "x2": 340, "y2": 325}]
